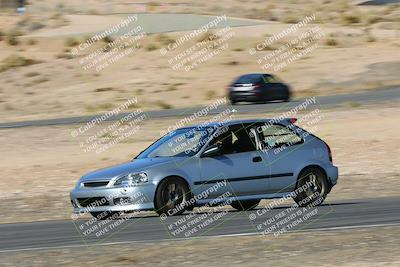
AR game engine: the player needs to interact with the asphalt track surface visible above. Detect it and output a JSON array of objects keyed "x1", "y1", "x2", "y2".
[
  {"x1": 0, "y1": 86, "x2": 399, "y2": 129},
  {"x1": 33, "y1": 13, "x2": 265, "y2": 38},
  {"x1": 0, "y1": 196, "x2": 399, "y2": 253}
]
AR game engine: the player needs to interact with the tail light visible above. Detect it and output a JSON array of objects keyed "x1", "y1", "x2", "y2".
[
  {"x1": 325, "y1": 142, "x2": 333, "y2": 163},
  {"x1": 254, "y1": 84, "x2": 262, "y2": 96}
]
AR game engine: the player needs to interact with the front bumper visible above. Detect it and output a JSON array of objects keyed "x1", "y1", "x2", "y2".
[{"x1": 70, "y1": 182, "x2": 156, "y2": 214}]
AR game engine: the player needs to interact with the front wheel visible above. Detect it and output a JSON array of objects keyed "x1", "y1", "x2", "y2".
[
  {"x1": 231, "y1": 200, "x2": 260, "y2": 211},
  {"x1": 293, "y1": 167, "x2": 328, "y2": 207},
  {"x1": 154, "y1": 177, "x2": 191, "y2": 216}
]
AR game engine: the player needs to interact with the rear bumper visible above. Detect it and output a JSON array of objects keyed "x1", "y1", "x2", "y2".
[
  {"x1": 326, "y1": 165, "x2": 339, "y2": 186},
  {"x1": 229, "y1": 91, "x2": 260, "y2": 102}
]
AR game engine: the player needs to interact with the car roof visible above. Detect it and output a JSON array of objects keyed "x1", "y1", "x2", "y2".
[
  {"x1": 238, "y1": 73, "x2": 273, "y2": 77},
  {"x1": 240, "y1": 73, "x2": 272, "y2": 75}
]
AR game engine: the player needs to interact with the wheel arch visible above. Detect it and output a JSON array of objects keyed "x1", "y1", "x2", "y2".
[
  {"x1": 295, "y1": 164, "x2": 328, "y2": 189},
  {"x1": 153, "y1": 175, "x2": 192, "y2": 204}
]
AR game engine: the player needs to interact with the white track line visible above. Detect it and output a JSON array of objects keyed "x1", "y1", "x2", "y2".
[{"x1": 1, "y1": 222, "x2": 400, "y2": 253}]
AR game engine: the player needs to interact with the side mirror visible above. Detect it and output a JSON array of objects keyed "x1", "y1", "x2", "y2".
[{"x1": 201, "y1": 143, "x2": 222, "y2": 157}]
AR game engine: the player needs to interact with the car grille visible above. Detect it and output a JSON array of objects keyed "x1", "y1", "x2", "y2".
[
  {"x1": 83, "y1": 181, "x2": 109, "y2": 187},
  {"x1": 77, "y1": 197, "x2": 109, "y2": 207}
]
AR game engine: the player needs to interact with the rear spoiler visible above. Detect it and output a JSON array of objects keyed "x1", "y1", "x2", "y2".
[
  {"x1": 282, "y1": 118, "x2": 297, "y2": 124},
  {"x1": 264, "y1": 117, "x2": 297, "y2": 126}
]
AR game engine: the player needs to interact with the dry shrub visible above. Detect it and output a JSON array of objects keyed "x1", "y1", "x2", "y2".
[
  {"x1": 341, "y1": 13, "x2": 361, "y2": 25},
  {"x1": 156, "y1": 34, "x2": 175, "y2": 46},
  {"x1": 325, "y1": 38, "x2": 338, "y2": 46},
  {"x1": 0, "y1": 55, "x2": 40, "y2": 73},
  {"x1": 197, "y1": 30, "x2": 219, "y2": 43},
  {"x1": 65, "y1": 37, "x2": 79, "y2": 47}
]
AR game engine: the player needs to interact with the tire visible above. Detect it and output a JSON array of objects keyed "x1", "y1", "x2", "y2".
[
  {"x1": 90, "y1": 211, "x2": 121, "y2": 220},
  {"x1": 293, "y1": 167, "x2": 328, "y2": 207},
  {"x1": 283, "y1": 94, "x2": 290, "y2": 102},
  {"x1": 283, "y1": 88, "x2": 291, "y2": 102},
  {"x1": 185, "y1": 205, "x2": 195, "y2": 211},
  {"x1": 154, "y1": 177, "x2": 191, "y2": 216},
  {"x1": 231, "y1": 199, "x2": 260, "y2": 211},
  {"x1": 281, "y1": 92, "x2": 290, "y2": 102}
]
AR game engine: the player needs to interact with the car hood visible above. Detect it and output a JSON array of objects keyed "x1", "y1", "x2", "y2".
[{"x1": 81, "y1": 157, "x2": 179, "y2": 181}]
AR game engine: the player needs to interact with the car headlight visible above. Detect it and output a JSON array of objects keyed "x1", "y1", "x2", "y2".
[{"x1": 113, "y1": 172, "x2": 148, "y2": 186}]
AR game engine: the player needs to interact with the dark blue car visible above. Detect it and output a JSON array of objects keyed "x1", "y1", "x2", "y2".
[{"x1": 228, "y1": 73, "x2": 291, "y2": 104}]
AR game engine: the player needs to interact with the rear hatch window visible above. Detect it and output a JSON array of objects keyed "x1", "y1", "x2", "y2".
[{"x1": 234, "y1": 74, "x2": 262, "y2": 85}]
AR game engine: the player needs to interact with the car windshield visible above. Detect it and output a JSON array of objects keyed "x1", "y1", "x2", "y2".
[
  {"x1": 136, "y1": 127, "x2": 215, "y2": 158},
  {"x1": 235, "y1": 74, "x2": 262, "y2": 84}
]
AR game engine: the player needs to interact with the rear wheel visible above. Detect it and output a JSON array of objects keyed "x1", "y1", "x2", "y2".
[
  {"x1": 231, "y1": 200, "x2": 260, "y2": 211},
  {"x1": 283, "y1": 94, "x2": 290, "y2": 102},
  {"x1": 293, "y1": 167, "x2": 328, "y2": 207},
  {"x1": 282, "y1": 88, "x2": 291, "y2": 102},
  {"x1": 154, "y1": 177, "x2": 191, "y2": 216}
]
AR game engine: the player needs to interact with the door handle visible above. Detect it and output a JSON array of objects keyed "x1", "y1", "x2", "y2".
[{"x1": 252, "y1": 156, "x2": 262, "y2": 162}]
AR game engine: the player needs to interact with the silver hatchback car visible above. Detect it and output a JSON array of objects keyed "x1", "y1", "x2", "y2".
[{"x1": 70, "y1": 118, "x2": 338, "y2": 219}]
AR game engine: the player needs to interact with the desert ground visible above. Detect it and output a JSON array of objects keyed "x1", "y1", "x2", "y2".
[{"x1": 0, "y1": 0, "x2": 399, "y2": 122}]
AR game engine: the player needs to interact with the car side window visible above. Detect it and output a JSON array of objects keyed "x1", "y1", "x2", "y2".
[
  {"x1": 209, "y1": 124, "x2": 257, "y2": 155},
  {"x1": 262, "y1": 75, "x2": 280, "y2": 83},
  {"x1": 257, "y1": 123, "x2": 302, "y2": 149},
  {"x1": 262, "y1": 75, "x2": 273, "y2": 83}
]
